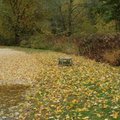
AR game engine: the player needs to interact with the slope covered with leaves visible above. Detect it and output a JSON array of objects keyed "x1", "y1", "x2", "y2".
[
  {"x1": 19, "y1": 51, "x2": 120, "y2": 120},
  {"x1": 0, "y1": 48, "x2": 119, "y2": 120}
]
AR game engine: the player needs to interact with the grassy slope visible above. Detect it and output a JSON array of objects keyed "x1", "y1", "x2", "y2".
[{"x1": 13, "y1": 48, "x2": 119, "y2": 120}]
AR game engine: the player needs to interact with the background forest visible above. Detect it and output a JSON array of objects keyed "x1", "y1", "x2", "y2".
[{"x1": 0, "y1": 0, "x2": 120, "y2": 65}]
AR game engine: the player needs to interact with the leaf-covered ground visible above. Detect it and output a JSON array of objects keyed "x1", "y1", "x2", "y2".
[{"x1": 0, "y1": 48, "x2": 120, "y2": 120}]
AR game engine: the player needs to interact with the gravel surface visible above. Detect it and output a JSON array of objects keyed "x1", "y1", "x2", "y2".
[
  {"x1": 0, "y1": 48, "x2": 39, "y2": 120},
  {"x1": 0, "y1": 48, "x2": 38, "y2": 86},
  {"x1": 0, "y1": 48, "x2": 24, "y2": 56}
]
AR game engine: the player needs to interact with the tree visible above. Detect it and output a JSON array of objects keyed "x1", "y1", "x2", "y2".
[
  {"x1": 98, "y1": 0, "x2": 120, "y2": 31},
  {"x1": 45, "y1": 0, "x2": 68, "y2": 35},
  {"x1": 85, "y1": 0, "x2": 99, "y2": 25},
  {"x1": 3, "y1": 0, "x2": 37, "y2": 45},
  {"x1": 46, "y1": 0, "x2": 86, "y2": 36}
]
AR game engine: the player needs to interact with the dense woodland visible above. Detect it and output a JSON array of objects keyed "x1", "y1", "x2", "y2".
[{"x1": 0, "y1": 0, "x2": 120, "y2": 65}]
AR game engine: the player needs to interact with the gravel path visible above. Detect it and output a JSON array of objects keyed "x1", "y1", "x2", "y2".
[
  {"x1": 0, "y1": 48, "x2": 24, "y2": 56},
  {"x1": 0, "y1": 48, "x2": 38, "y2": 86},
  {"x1": 0, "y1": 48, "x2": 39, "y2": 120}
]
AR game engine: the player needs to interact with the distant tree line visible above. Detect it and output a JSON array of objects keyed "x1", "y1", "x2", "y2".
[{"x1": 0, "y1": 0, "x2": 120, "y2": 45}]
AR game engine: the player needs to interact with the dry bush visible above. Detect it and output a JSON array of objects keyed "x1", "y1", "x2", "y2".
[
  {"x1": 74, "y1": 33, "x2": 120, "y2": 66},
  {"x1": 103, "y1": 50, "x2": 120, "y2": 66}
]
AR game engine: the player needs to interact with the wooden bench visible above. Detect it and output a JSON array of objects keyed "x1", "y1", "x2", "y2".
[{"x1": 58, "y1": 57, "x2": 73, "y2": 66}]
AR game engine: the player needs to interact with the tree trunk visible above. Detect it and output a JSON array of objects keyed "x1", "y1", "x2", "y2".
[
  {"x1": 14, "y1": 26, "x2": 20, "y2": 45},
  {"x1": 115, "y1": 20, "x2": 120, "y2": 32},
  {"x1": 15, "y1": 33, "x2": 20, "y2": 45},
  {"x1": 59, "y1": 6, "x2": 66, "y2": 32},
  {"x1": 68, "y1": 0, "x2": 73, "y2": 36}
]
